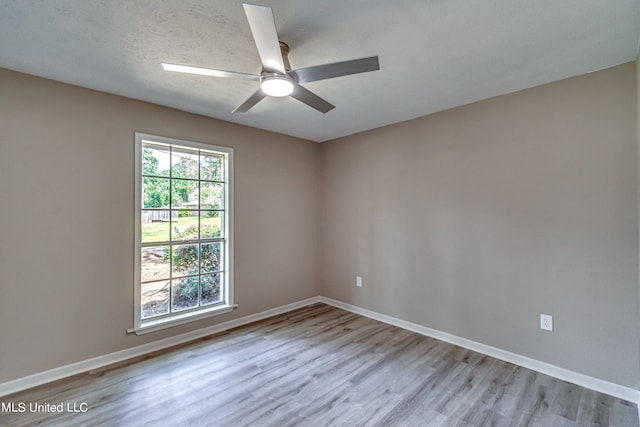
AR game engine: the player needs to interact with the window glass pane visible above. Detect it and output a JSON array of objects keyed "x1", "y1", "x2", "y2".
[
  {"x1": 200, "y1": 182, "x2": 224, "y2": 209},
  {"x1": 141, "y1": 210, "x2": 170, "y2": 243},
  {"x1": 141, "y1": 246, "x2": 170, "y2": 282},
  {"x1": 201, "y1": 273, "x2": 222, "y2": 306},
  {"x1": 141, "y1": 280, "x2": 170, "y2": 318},
  {"x1": 171, "y1": 179, "x2": 198, "y2": 209},
  {"x1": 201, "y1": 243, "x2": 222, "y2": 273},
  {"x1": 172, "y1": 147, "x2": 199, "y2": 179},
  {"x1": 143, "y1": 177, "x2": 170, "y2": 209},
  {"x1": 172, "y1": 276, "x2": 199, "y2": 311},
  {"x1": 200, "y1": 211, "x2": 223, "y2": 239},
  {"x1": 201, "y1": 153, "x2": 224, "y2": 181},
  {"x1": 142, "y1": 143, "x2": 170, "y2": 177},
  {"x1": 171, "y1": 211, "x2": 199, "y2": 241},
  {"x1": 138, "y1": 135, "x2": 231, "y2": 325},
  {"x1": 172, "y1": 244, "x2": 199, "y2": 277}
]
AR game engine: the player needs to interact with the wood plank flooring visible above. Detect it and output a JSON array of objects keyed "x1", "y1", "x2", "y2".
[{"x1": 1, "y1": 303, "x2": 637, "y2": 426}]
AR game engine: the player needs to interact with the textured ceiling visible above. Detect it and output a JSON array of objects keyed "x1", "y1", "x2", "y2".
[{"x1": 0, "y1": 0, "x2": 639, "y2": 142}]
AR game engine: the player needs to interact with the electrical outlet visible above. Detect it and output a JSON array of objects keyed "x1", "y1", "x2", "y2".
[
  {"x1": 356, "y1": 276, "x2": 362, "y2": 287},
  {"x1": 540, "y1": 314, "x2": 553, "y2": 331}
]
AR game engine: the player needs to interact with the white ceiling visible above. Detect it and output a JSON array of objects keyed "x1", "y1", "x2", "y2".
[{"x1": 1, "y1": 1, "x2": 638, "y2": 142}]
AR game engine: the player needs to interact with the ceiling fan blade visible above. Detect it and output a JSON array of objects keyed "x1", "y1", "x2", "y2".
[
  {"x1": 162, "y1": 63, "x2": 260, "y2": 81},
  {"x1": 291, "y1": 56, "x2": 380, "y2": 84},
  {"x1": 243, "y1": 4, "x2": 285, "y2": 74},
  {"x1": 232, "y1": 89, "x2": 266, "y2": 113},
  {"x1": 290, "y1": 85, "x2": 335, "y2": 113}
]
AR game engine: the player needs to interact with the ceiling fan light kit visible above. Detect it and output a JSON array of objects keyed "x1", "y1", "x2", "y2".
[
  {"x1": 260, "y1": 73, "x2": 294, "y2": 97},
  {"x1": 162, "y1": 3, "x2": 380, "y2": 113}
]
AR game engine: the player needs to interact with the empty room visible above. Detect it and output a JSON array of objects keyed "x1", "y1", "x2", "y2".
[{"x1": 1, "y1": 1, "x2": 639, "y2": 426}]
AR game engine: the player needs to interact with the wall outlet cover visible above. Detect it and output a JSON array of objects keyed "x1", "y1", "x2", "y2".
[{"x1": 540, "y1": 314, "x2": 553, "y2": 331}]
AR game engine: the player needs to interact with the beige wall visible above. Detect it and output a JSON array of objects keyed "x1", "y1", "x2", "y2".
[
  {"x1": 320, "y1": 63, "x2": 640, "y2": 388},
  {"x1": 637, "y1": 54, "x2": 640, "y2": 385},
  {"x1": 0, "y1": 69, "x2": 320, "y2": 384}
]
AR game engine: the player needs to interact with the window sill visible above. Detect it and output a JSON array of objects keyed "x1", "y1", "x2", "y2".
[{"x1": 127, "y1": 304, "x2": 238, "y2": 335}]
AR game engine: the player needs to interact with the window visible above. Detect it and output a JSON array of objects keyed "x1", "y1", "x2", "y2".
[{"x1": 131, "y1": 133, "x2": 233, "y2": 334}]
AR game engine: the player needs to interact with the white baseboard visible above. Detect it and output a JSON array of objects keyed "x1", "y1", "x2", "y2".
[
  {"x1": 0, "y1": 296, "x2": 321, "y2": 397},
  {"x1": 319, "y1": 296, "x2": 640, "y2": 406},
  {"x1": 2, "y1": 294, "x2": 639, "y2": 410}
]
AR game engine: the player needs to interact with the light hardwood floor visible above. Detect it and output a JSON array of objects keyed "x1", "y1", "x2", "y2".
[{"x1": 1, "y1": 303, "x2": 637, "y2": 426}]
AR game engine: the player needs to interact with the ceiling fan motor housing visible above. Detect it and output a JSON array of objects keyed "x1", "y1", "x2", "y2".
[{"x1": 259, "y1": 41, "x2": 295, "y2": 97}]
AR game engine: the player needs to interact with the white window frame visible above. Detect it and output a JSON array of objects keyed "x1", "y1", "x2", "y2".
[{"x1": 129, "y1": 133, "x2": 234, "y2": 335}]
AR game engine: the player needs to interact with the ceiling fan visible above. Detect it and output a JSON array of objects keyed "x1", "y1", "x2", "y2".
[{"x1": 161, "y1": 3, "x2": 380, "y2": 114}]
